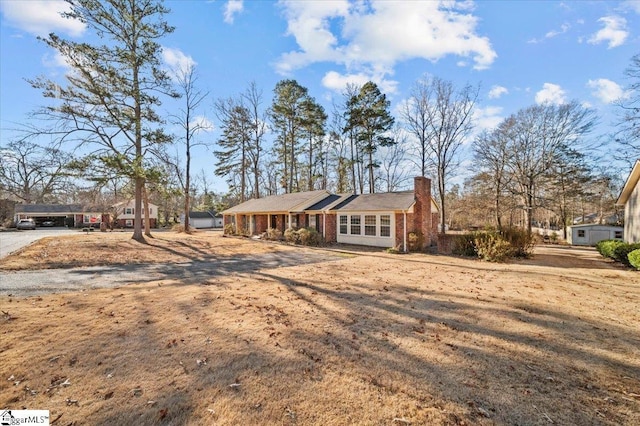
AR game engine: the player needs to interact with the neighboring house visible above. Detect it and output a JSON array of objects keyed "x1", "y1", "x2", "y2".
[
  {"x1": 223, "y1": 177, "x2": 438, "y2": 252},
  {"x1": 112, "y1": 201, "x2": 158, "y2": 228},
  {"x1": 616, "y1": 159, "x2": 640, "y2": 243},
  {"x1": 566, "y1": 224, "x2": 624, "y2": 246},
  {"x1": 180, "y1": 211, "x2": 223, "y2": 229},
  {"x1": 14, "y1": 204, "x2": 109, "y2": 228}
]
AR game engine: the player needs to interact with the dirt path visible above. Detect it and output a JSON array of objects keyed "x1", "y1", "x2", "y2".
[{"x1": 0, "y1": 249, "x2": 345, "y2": 296}]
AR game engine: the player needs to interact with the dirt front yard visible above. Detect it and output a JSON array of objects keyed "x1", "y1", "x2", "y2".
[{"x1": 0, "y1": 232, "x2": 638, "y2": 425}]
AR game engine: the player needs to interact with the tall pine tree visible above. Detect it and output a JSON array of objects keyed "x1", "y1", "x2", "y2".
[{"x1": 29, "y1": 0, "x2": 176, "y2": 242}]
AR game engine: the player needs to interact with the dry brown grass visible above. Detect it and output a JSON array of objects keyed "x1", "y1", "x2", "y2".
[
  {"x1": 0, "y1": 233, "x2": 639, "y2": 425},
  {"x1": 0, "y1": 231, "x2": 290, "y2": 270}
]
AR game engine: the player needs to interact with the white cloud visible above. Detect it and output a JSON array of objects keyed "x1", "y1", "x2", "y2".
[
  {"x1": 535, "y1": 83, "x2": 567, "y2": 105},
  {"x1": 621, "y1": 1, "x2": 640, "y2": 14},
  {"x1": 276, "y1": 0, "x2": 496, "y2": 78},
  {"x1": 192, "y1": 116, "x2": 215, "y2": 132},
  {"x1": 0, "y1": 0, "x2": 85, "y2": 37},
  {"x1": 586, "y1": 78, "x2": 630, "y2": 104},
  {"x1": 162, "y1": 47, "x2": 197, "y2": 80},
  {"x1": 529, "y1": 22, "x2": 571, "y2": 44},
  {"x1": 588, "y1": 15, "x2": 628, "y2": 48},
  {"x1": 321, "y1": 70, "x2": 398, "y2": 95},
  {"x1": 472, "y1": 106, "x2": 504, "y2": 133},
  {"x1": 545, "y1": 22, "x2": 570, "y2": 39},
  {"x1": 223, "y1": 0, "x2": 244, "y2": 24},
  {"x1": 488, "y1": 85, "x2": 508, "y2": 99}
]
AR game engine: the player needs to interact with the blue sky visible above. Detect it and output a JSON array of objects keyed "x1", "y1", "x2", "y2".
[{"x1": 1, "y1": 0, "x2": 639, "y2": 193}]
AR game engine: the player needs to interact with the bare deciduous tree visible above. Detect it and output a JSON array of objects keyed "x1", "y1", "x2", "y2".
[
  {"x1": 502, "y1": 102, "x2": 596, "y2": 233},
  {"x1": 614, "y1": 53, "x2": 640, "y2": 166},
  {"x1": 0, "y1": 140, "x2": 72, "y2": 203},
  {"x1": 415, "y1": 77, "x2": 479, "y2": 234},
  {"x1": 169, "y1": 64, "x2": 210, "y2": 232}
]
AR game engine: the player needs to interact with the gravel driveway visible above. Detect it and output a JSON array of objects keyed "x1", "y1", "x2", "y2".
[
  {"x1": 0, "y1": 228, "x2": 78, "y2": 258},
  {"x1": 0, "y1": 250, "x2": 345, "y2": 297}
]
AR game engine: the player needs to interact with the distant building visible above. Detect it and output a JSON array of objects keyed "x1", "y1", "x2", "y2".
[
  {"x1": 112, "y1": 201, "x2": 158, "y2": 228},
  {"x1": 566, "y1": 224, "x2": 624, "y2": 246},
  {"x1": 180, "y1": 211, "x2": 222, "y2": 229},
  {"x1": 14, "y1": 204, "x2": 109, "y2": 228}
]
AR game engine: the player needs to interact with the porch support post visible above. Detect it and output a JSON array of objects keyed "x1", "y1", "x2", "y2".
[
  {"x1": 322, "y1": 212, "x2": 326, "y2": 239},
  {"x1": 288, "y1": 213, "x2": 292, "y2": 229}
]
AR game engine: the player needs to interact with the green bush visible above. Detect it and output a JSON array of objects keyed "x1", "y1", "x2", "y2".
[
  {"x1": 628, "y1": 249, "x2": 640, "y2": 270},
  {"x1": 613, "y1": 243, "x2": 640, "y2": 266},
  {"x1": 408, "y1": 231, "x2": 425, "y2": 252},
  {"x1": 452, "y1": 233, "x2": 477, "y2": 256},
  {"x1": 297, "y1": 227, "x2": 321, "y2": 246},
  {"x1": 596, "y1": 240, "x2": 625, "y2": 259}
]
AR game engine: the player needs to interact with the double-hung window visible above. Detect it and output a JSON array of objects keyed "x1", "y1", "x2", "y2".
[
  {"x1": 339, "y1": 215, "x2": 348, "y2": 234},
  {"x1": 350, "y1": 215, "x2": 361, "y2": 235},
  {"x1": 364, "y1": 215, "x2": 376, "y2": 236},
  {"x1": 380, "y1": 215, "x2": 391, "y2": 237}
]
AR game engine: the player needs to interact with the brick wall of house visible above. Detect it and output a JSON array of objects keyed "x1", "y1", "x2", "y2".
[
  {"x1": 324, "y1": 214, "x2": 337, "y2": 243},
  {"x1": 412, "y1": 176, "x2": 432, "y2": 248},
  {"x1": 255, "y1": 215, "x2": 268, "y2": 234},
  {"x1": 431, "y1": 212, "x2": 439, "y2": 241},
  {"x1": 395, "y1": 212, "x2": 405, "y2": 249}
]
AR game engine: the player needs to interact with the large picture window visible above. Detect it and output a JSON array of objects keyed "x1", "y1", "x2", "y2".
[
  {"x1": 380, "y1": 215, "x2": 391, "y2": 237},
  {"x1": 339, "y1": 215, "x2": 348, "y2": 234},
  {"x1": 350, "y1": 215, "x2": 361, "y2": 235},
  {"x1": 365, "y1": 215, "x2": 376, "y2": 236}
]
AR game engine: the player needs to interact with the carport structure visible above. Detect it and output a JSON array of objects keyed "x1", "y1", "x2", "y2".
[{"x1": 14, "y1": 204, "x2": 109, "y2": 228}]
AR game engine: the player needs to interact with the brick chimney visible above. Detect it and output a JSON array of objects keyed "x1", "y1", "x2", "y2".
[{"x1": 413, "y1": 176, "x2": 432, "y2": 248}]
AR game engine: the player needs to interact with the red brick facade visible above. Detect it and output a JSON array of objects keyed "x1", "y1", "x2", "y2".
[
  {"x1": 394, "y1": 212, "x2": 406, "y2": 249},
  {"x1": 255, "y1": 214, "x2": 268, "y2": 234},
  {"x1": 412, "y1": 176, "x2": 433, "y2": 248},
  {"x1": 324, "y1": 214, "x2": 337, "y2": 243}
]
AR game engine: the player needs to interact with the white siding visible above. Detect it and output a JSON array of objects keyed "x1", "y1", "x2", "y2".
[
  {"x1": 625, "y1": 180, "x2": 640, "y2": 243},
  {"x1": 336, "y1": 212, "x2": 395, "y2": 248},
  {"x1": 568, "y1": 225, "x2": 624, "y2": 246}
]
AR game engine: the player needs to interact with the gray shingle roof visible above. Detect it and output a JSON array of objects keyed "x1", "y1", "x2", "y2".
[
  {"x1": 222, "y1": 190, "x2": 331, "y2": 214},
  {"x1": 14, "y1": 204, "x2": 95, "y2": 214},
  {"x1": 333, "y1": 191, "x2": 415, "y2": 212},
  {"x1": 189, "y1": 211, "x2": 216, "y2": 219},
  {"x1": 305, "y1": 194, "x2": 352, "y2": 211}
]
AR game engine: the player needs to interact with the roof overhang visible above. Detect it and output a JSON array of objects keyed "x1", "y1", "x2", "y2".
[{"x1": 616, "y1": 160, "x2": 640, "y2": 207}]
